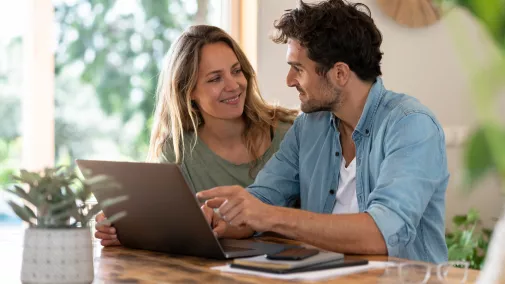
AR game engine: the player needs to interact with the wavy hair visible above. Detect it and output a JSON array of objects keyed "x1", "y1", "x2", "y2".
[
  {"x1": 147, "y1": 25, "x2": 298, "y2": 167},
  {"x1": 272, "y1": 0, "x2": 383, "y2": 81}
]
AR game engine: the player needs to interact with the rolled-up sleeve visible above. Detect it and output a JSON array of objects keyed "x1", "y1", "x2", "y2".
[
  {"x1": 365, "y1": 113, "x2": 448, "y2": 257},
  {"x1": 247, "y1": 116, "x2": 302, "y2": 207}
]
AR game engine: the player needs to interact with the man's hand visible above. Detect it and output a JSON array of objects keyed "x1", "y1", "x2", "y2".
[
  {"x1": 94, "y1": 212, "x2": 121, "y2": 247},
  {"x1": 200, "y1": 203, "x2": 227, "y2": 237},
  {"x1": 200, "y1": 202, "x2": 254, "y2": 239},
  {"x1": 196, "y1": 185, "x2": 276, "y2": 233}
]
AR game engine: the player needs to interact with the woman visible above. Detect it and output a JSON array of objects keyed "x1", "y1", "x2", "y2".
[{"x1": 95, "y1": 25, "x2": 298, "y2": 246}]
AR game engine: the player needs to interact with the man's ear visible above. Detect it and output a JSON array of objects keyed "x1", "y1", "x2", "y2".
[{"x1": 329, "y1": 62, "x2": 350, "y2": 87}]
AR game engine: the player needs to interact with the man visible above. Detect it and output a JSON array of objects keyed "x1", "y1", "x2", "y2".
[{"x1": 197, "y1": 0, "x2": 449, "y2": 263}]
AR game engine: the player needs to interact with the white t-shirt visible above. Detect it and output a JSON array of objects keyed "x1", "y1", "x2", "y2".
[{"x1": 332, "y1": 157, "x2": 359, "y2": 214}]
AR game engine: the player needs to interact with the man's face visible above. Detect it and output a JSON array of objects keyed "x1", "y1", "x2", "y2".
[{"x1": 285, "y1": 39, "x2": 342, "y2": 113}]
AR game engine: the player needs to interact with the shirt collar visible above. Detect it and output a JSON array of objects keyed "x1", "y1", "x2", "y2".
[{"x1": 329, "y1": 77, "x2": 385, "y2": 137}]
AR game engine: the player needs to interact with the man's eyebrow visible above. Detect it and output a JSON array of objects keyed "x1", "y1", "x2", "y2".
[{"x1": 287, "y1": 61, "x2": 303, "y2": 67}]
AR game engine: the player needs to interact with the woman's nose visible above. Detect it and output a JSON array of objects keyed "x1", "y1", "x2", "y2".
[{"x1": 223, "y1": 75, "x2": 240, "y2": 91}]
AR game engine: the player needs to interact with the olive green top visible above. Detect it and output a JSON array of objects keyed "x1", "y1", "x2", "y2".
[{"x1": 158, "y1": 122, "x2": 292, "y2": 193}]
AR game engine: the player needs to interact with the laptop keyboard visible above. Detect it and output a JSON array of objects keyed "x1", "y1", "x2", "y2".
[{"x1": 223, "y1": 245, "x2": 254, "y2": 252}]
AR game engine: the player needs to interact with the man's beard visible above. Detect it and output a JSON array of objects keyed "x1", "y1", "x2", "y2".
[{"x1": 300, "y1": 79, "x2": 342, "y2": 113}]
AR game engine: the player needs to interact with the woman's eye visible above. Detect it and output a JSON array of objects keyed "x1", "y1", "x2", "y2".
[
  {"x1": 208, "y1": 76, "x2": 221, "y2": 83},
  {"x1": 232, "y1": 68, "x2": 243, "y2": 74}
]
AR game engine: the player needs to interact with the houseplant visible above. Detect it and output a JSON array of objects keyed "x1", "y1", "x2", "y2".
[
  {"x1": 445, "y1": 208, "x2": 493, "y2": 270},
  {"x1": 2, "y1": 166, "x2": 128, "y2": 284},
  {"x1": 443, "y1": 0, "x2": 505, "y2": 282}
]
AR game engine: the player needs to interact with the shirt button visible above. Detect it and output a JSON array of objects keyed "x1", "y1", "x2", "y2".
[
  {"x1": 388, "y1": 234, "x2": 399, "y2": 246},
  {"x1": 365, "y1": 129, "x2": 370, "y2": 134},
  {"x1": 335, "y1": 151, "x2": 340, "y2": 157},
  {"x1": 329, "y1": 189, "x2": 335, "y2": 194}
]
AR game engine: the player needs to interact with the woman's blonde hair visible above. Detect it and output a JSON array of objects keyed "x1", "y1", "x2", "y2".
[{"x1": 147, "y1": 25, "x2": 298, "y2": 166}]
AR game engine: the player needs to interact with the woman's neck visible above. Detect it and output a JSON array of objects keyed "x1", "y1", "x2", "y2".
[{"x1": 199, "y1": 116, "x2": 246, "y2": 147}]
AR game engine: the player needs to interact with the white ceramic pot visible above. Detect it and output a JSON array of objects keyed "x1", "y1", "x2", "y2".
[{"x1": 21, "y1": 228, "x2": 94, "y2": 284}]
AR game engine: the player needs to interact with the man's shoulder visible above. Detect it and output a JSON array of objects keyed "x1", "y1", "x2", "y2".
[
  {"x1": 379, "y1": 90, "x2": 439, "y2": 124},
  {"x1": 294, "y1": 111, "x2": 332, "y2": 129}
]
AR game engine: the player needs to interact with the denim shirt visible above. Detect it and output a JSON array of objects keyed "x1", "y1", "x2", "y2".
[{"x1": 248, "y1": 77, "x2": 449, "y2": 263}]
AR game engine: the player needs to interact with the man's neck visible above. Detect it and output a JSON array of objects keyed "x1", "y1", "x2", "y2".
[
  {"x1": 333, "y1": 80, "x2": 373, "y2": 135},
  {"x1": 199, "y1": 115, "x2": 245, "y2": 146}
]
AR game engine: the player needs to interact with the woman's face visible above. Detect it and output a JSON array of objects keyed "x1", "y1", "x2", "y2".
[{"x1": 191, "y1": 42, "x2": 247, "y2": 122}]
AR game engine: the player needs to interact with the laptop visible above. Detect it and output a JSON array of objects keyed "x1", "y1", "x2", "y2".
[{"x1": 75, "y1": 159, "x2": 293, "y2": 259}]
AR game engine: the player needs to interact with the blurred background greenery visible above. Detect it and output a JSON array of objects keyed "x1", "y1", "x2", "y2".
[
  {"x1": 442, "y1": 0, "x2": 505, "y2": 271},
  {"x1": 0, "y1": 0, "x2": 222, "y2": 223}
]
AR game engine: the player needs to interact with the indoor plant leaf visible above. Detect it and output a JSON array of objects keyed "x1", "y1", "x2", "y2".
[
  {"x1": 4, "y1": 185, "x2": 35, "y2": 206},
  {"x1": 7, "y1": 201, "x2": 36, "y2": 226},
  {"x1": 48, "y1": 198, "x2": 76, "y2": 214},
  {"x1": 467, "y1": 208, "x2": 480, "y2": 224},
  {"x1": 82, "y1": 195, "x2": 129, "y2": 224},
  {"x1": 453, "y1": 215, "x2": 468, "y2": 227},
  {"x1": 464, "y1": 127, "x2": 493, "y2": 189},
  {"x1": 95, "y1": 211, "x2": 127, "y2": 227},
  {"x1": 3, "y1": 166, "x2": 126, "y2": 229}
]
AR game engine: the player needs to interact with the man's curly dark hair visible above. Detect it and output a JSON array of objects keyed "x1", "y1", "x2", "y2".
[{"x1": 272, "y1": 0, "x2": 383, "y2": 82}]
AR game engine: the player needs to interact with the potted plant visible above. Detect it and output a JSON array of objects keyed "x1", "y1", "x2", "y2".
[
  {"x1": 442, "y1": 0, "x2": 505, "y2": 282},
  {"x1": 445, "y1": 208, "x2": 493, "y2": 270},
  {"x1": 2, "y1": 166, "x2": 128, "y2": 284}
]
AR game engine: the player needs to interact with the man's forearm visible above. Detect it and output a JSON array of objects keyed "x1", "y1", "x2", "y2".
[{"x1": 266, "y1": 207, "x2": 387, "y2": 255}]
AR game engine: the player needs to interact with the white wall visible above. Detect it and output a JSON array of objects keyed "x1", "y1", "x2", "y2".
[{"x1": 255, "y1": 0, "x2": 504, "y2": 229}]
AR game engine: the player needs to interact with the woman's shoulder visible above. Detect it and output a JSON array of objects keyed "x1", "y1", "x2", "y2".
[
  {"x1": 270, "y1": 120, "x2": 293, "y2": 149},
  {"x1": 158, "y1": 137, "x2": 176, "y2": 163},
  {"x1": 274, "y1": 120, "x2": 293, "y2": 138},
  {"x1": 158, "y1": 132, "x2": 197, "y2": 163}
]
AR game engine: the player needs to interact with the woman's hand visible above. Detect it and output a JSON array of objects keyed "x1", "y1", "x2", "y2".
[{"x1": 94, "y1": 212, "x2": 121, "y2": 246}]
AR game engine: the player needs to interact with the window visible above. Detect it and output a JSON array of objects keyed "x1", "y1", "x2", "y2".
[
  {"x1": 53, "y1": 0, "x2": 232, "y2": 165},
  {"x1": 0, "y1": 0, "x2": 233, "y2": 225},
  {"x1": 0, "y1": 1, "x2": 26, "y2": 225}
]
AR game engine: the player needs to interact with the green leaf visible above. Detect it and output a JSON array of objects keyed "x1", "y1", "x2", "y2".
[
  {"x1": 81, "y1": 204, "x2": 103, "y2": 226},
  {"x1": 23, "y1": 205, "x2": 36, "y2": 219},
  {"x1": 82, "y1": 195, "x2": 128, "y2": 225},
  {"x1": 460, "y1": 230, "x2": 474, "y2": 247},
  {"x1": 84, "y1": 174, "x2": 114, "y2": 186},
  {"x1": 100, "y1": 195, "x2": 129, "y2": 208},
  {"x1": 453, "y1": 215, "x2": 468, "y2": 227},
  {"x1": 18, "y1": 169, "x2": 41, "y2": 185},
  {"x1": 48, "y1": 203, "x2": 78, "y2": 227},
  {"x1": 96, "y1": 211, "x2": 127, "y2": 227},
  {"x1": 463, "y1": 128, "x2": 493, "y2": 188},
  {"x1": 4, "y1": 185, "x2": 33, "y2": 204},
  {"x1": 68, "y1": 204, "x2": 84, "y2": 226},
  {"x1": 464, "y1": 124, "x2": 505, "y2": 190},
  {"x1": 482, "y1": 228, "x2": 493, "y2": 238},
  {"x1": 0, "y1": 168, "x2": 14, "y2": 185},
  {"x1": 448, "y1": 245, "x2": 473, "y2": 261},
  {"x1": 456, "y1": 0, "x2": 505, "y2": 44},
  {"x1": 7, "y1": 201, "x2": 36, "y2": 225},
  {"x1": 48, "y1": 198, "x2": 76, "y2": 213},
  {"x1": 82, "y1": 175, "x2": 121, "y2": 194},
  {"x1": 466, "y1": 208, "x2": 480, "y2": 223}
]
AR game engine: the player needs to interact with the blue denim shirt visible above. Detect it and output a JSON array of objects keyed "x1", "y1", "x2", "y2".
[{"x1": 248, "y1": 77, "x2": 449, "y2": 263}]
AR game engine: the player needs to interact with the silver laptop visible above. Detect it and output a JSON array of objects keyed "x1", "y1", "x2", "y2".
[{"x1": 75, "y1": 159, "x2": 292, "y2": 259}]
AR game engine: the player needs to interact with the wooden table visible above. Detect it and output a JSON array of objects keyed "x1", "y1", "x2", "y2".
[{"x1": 1, "y1": 225, "x2": 480, "y2": 283}]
